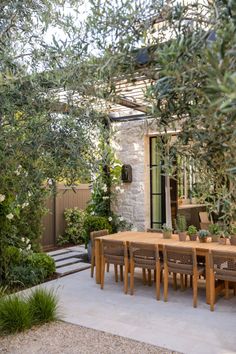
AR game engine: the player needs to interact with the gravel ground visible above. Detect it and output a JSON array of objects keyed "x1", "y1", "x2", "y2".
[{"x1": 0, "y1": 321, "x2": 179, "y2": 354}]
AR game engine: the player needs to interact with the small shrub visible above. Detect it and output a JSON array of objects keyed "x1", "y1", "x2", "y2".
[
  {"x1": 58, "y1": 208, "x2": 86, "y2": 246},
  {"x1": 8, "y1": 265, "x2": 46, "y2": 288},
  {"x1": 4, "y1": 246, "x2": 22, "y2": 267},
  {"x1": 28, "y1": 288, "x2": 59, "y2": 324},
  {"x1": 27, "y1": 253, "x2": 55, "y2": 278},
  {"x1": 0, "y1": 296, "x2": 31, "y2": 334},
  {"x1": 83, "y1": 215, "x2": 112, "y2": 247},
  {"x1": 176, "y1": 215, "x2": 187, "y2": 232}
]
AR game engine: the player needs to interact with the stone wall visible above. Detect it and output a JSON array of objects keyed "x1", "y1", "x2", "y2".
[{"x1": 111, "y1": 119, "x2": 149, "y2": 231}]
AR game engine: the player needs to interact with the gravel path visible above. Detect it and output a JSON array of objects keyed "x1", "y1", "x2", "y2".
[{"x1": 0, "y1": 321, "x2": 179, "y2": 354}]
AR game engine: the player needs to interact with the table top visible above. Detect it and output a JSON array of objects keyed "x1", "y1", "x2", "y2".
[{"x1": 97, "y1": 231, "x2": 236, "y2": 252}]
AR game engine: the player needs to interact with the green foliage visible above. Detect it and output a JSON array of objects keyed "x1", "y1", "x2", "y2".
[
  {"x1": 28, "y1": 288, "x2": 59, "y2": 324},
  {"x1": 0, "y1": 288, "x2": 59, "y2": 334},
  {"x1": 7, "y1": 265, "x2": 47, "y2": 288},
  {"x1": 208, "y1": 224, "x2": 221, "y2": 236},
  {"x1": 176, "y1": 215, "x2": 187, "y2": 232},
  {"x1": 0, "y1": 296, "x2": 31, "y2": 334},
  {"x1": 198, "y1": 230, "x2": 209, "y2": 239},
  {"x1": 26, "y1": 253, "x2": 55, "y2": 278},
  {"x1": 162, "y1": 223, "x2": 172, "y2": 232},
  {"x1": 187, "y1": 225, "x2": 197, "y2": 236},
  {"x1": 83, "y1": 215, "x2": 112, "y2": 246},
  {"x1": 57, "y1": 208, "x2": 86, "y2": 246}
]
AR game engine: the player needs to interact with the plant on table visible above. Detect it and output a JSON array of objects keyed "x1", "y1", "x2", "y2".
[
  {"x1": 208, "y1": 224, "x2": 221, "y2": 242},
  {"x1": 187, "y1": 225, "x2": 198, "y2": 241},
  {"x1": 198, "y1": 230, "x2": 209, "y2": 243},
  {"x1": 229, "y1": 225, "x2": 236, "y2": 245},
  {"x1": 162, "y1": 223, "x2": 172, "y2": 239},
  {"x1": 176, "y1": 215, "x2": 187, "y2": 241}
]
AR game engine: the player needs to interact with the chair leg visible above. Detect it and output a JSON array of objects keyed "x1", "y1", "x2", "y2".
[
  {"x1": 190, "y1": 275, "x2": 193, "y2": 288},
  {"x1": 142, "y1": 268, "x2": 147, "y2": 285},
  {"x1": 130, "y1": 261, "x2": 135, "y2": 295},
  {"x1": 91, "y1": 253, "x2": 95, "y2": 278},
  {"x1": 106, "y1": 263, "x2": 110, "y2": 272},
  {"x1": 160, "y1": 269, "x2": 163, "y2": 283},
  {"x1": 173, "y1": 273, "x2": 177, "y2": 290},
  {"x1": 124, "y1": 258, "x2": 128, "y2": 294},
  {"x1": 148, "y1": 269, "x2": 152, "y2": 286},
  {"x1": 120, "y1": 265, "x2": 123, "y2": 281},
  {"x1": 114, "y1": 265, "x2": 118, "y2": 282},
  {"x1": 100, "y1": 257, "x2": 105, "y2": 290},
  {"x1": 154, "y1": 269, "x2": 156, "y2": 282},
  {"x1": 185, "y1": 274, "x2": 188, "y2": 288},
  {"x1": 234, "y1": 283, "x2": 236, "y2": 296},
  {"x1": 164, "y1": 265, "x2": 168, "y2": 302},
  {"x1": 225, "y1": 280, "x2": 229, "y2": 299},
  {"x1": 156, "y1": 264, "x2": 161, "y2": 300},
  {"x1": 193, "y1": 272, "x2": 198, "y2": 308},
  {"x1": 180, "y1": 274, "x2": 185, "y2": 291},
  {"x1": 209, "y1": 269, "x2": 215, "y2": 311}
]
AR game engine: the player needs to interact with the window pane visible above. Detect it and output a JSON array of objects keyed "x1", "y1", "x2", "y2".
[{"x1": 152, "y1": 194, "x2": 162, "y2": 224}]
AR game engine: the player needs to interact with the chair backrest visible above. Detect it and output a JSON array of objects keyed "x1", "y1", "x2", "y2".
[
  {"x1": 210, "y1": 250, "x2": 236, "y2": 281},
  {"x1": 90, "y1": 229, "x2": 109, "y2": 246},
  {"x1": 101, "y1": 239, "x2": 127, "y2": 260},
  {"x1": 129, "y1": 242, "x2": 159, "y2": 262},
  {"x1": 164, "y1": 245, "x2": 196, "y2": 273},
  {"x1": 199, "y1": 212, "x2": 210, "y2": 223}
]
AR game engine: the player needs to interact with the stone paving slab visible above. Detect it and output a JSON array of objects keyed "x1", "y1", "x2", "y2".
[
  {"x1": 56, "y1": 262, "x2": 90, "y2": 276},
  {"x1": 52, "y1": 252, "x2": 77, "y2": 261},
  {"x1": 55, "y1": 257, "x2": 82, "y2": 268}
]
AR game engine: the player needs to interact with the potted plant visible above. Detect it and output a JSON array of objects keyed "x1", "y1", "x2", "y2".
[
  {"x1": 229, "y1": 225, "x2": 236, "y2": 245},
  {"x1": 176, "y1": 215, "x2": 187, "y2": 241},
  {"x1": 208, "y1": 223, "x2": 220, "y2": 242},
  {"x1": 162, "y1": 224, "x2": 172, "y2": 239},
  {"x1": 187, "y1": 225, "x2": 197, "y2": 241},
  {"x1": 218, "y1": 234, "x2": 227, "y2": 245},
  {"x1": 198, "y1": 230, "x2": 209, "y2": 243}
]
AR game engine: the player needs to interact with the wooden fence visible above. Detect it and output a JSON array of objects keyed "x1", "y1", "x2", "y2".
[{"x1": 41, "y1": 184, "x2": 91, "y2": 249}]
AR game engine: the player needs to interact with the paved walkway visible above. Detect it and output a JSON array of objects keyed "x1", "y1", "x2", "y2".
[{"x1": 37, "y1": 269, "x2": 236, "y2": 354}]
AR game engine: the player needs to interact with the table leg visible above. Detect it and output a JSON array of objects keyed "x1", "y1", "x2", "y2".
[
  {"x1": 205, "y1": 252, "x2": 210, "y2": 304},
  {"x1": 95, "y1": 238, "x2": 101, "y2": 284}
]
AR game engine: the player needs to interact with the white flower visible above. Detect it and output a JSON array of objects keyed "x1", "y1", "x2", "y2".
[
  {"x1": 48, "y1": 179, "x2": 53, "y2": 185},
  {"x1": 108, "y1": 217, "x2": 112, "y2": 222},
  {"x1": 26, "y1": 238, "x2": 30, "y2": 244},
  {"x1": 0, "y1": 194, "x2": 6, "y2": 202},
  {"x1": 101, "y1": 185, "x2": 108, "y2": 192},
  {"x1": 19, "y1": 248, "x2": 22, "y2": 252},
  {"x1": 26, "y1": 244, "x2": 31, "y2": 250},
  {"x1": 120, "y1": 189, "x2": 125, "y2": 194},
  {"x1": 91, "y1": 211, "x2": 95, "y2": 215},
  {"x1": 25, "y1": 172, "x2": 28, "y2": 177},
  {"x1": 102, "y1": 196, "x2": 109, "y2": 200},
  {"x1": 22, "y1": 202, "x2": 29, "y2": 209},
  {"x1": 28, "y1": 192, "x2": 32, "y2": 197},
  {"x1": 119, "y1": 216, "x2": 124, "y2": 221},
  {"x1": 15, "y1": 170, "x2": 20, "y2": 176},
  {"x1": 115, "y1": 186, "x2": 121, "y2": 192},
  {"x1": 21, "y1": 237, "x2": 25, "y2": 242},
  {"x1": 131, "y1": 227, "x2": 138, "y2": 232},
  {"x1": 6, "y1": 213, "x2": 14, "y2": 220}
]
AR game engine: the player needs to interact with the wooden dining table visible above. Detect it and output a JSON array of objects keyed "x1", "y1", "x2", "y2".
[{"x1": 94, "y1": 231, "x2": 236, "y2": 304}]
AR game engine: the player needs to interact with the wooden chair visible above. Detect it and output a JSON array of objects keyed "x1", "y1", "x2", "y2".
[
  {"x1": 199, "y1": 212, "x2": 212, "y2": 230},
  {"x1": 90, "y1": 229, "x2": 109, "y2": 278},
  {"x1": 209, "y1": 250, "x2": 236, "y2": 311},
  {"x1": 100, "y1": 239, "x2": 129, "y2": 294},
  {"x1": 129, "y1": 242, "x2": 163, "y2": 300},
  {"x1": 163, "y1": 245, "x2": 205, "y2": 308}
]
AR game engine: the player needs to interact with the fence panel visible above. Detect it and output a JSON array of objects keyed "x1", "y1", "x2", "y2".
[{"x1": 42, "y1": 184, "x2": 91, "y2": 249}]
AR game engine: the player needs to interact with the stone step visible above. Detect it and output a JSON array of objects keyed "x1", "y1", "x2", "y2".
[
  {"x1": 56, "y1": 262, "x2": 90, "y2": 277},
  {"x1": 55, "y1": 257, "x2": 81, "y2": 268},
  {"x1": 52, "y1": 252, "x2": 76, "y2": 261},
  {"x1": 47, "y1": 249, "x2": 72, "y2": 257}
]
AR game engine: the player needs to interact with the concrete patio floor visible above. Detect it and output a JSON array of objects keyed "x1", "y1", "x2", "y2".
[{"x1": 39, "y1": 268, "x2": 236, "y2": 354}]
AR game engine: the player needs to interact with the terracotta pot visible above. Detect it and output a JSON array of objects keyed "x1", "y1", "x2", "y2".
[
  {"x1": 178, "y1": 232, "x2": 187, "y2": 242},
  {"x1": 199, "y1": 237, "x2": 207, "y2": 243},
  {"x1": 230, "y1": 235, "x2": 236, "y2": 245},
  {"x1": 218, "y1": 237, "x2": 227, "y2": 245},
  {"x1": 189, "y1": 234, "x2": 197, "y2": 241},
  {"x1": 163, "y1": 231, "x2": 172, "y2": 239},
  {"x1": 211, "y1": 234, "x2": 219, "y2": 242}
]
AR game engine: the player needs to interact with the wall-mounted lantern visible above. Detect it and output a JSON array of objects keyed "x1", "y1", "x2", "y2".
[{"x1": 121, "y1": 164, "x2": 132, "y2": 183}]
